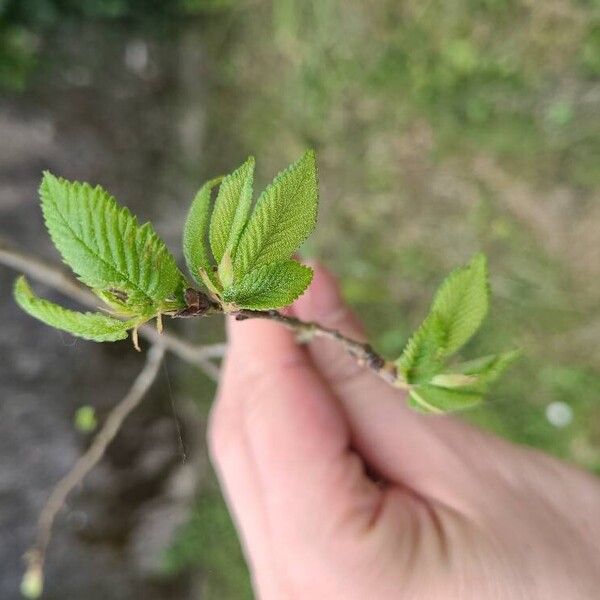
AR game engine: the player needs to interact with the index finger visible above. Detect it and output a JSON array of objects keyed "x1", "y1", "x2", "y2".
[{"x1": 210, "y1": 314, "x2": 382, "y2": 551}]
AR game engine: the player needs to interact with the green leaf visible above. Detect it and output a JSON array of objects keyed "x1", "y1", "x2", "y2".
[
  {"x1": 40, "y1": 172, "x2": 185, "y2": 312},
  {"x1": 183, "y1": 176, "x2": 222, "y2": 289},
  {"x1": 222, "y1": 261, "x2": 313, "y2": 310},
  {"x1": 396, "y1": 314, "x2": 445, "y2": 383},
  {"x1": 408, "y1": 384, "x2": 482, "y2": 414},
  {"x1": 209, "y1": 157, "x2": 254, "y2": 266},
  {"x1": 14, "y1": 276, "x2": 136, "y2": 342},
  {"x1": 233, "y1": 150, "x2": 318, "y2": 278},
  {"x1": 455, "y1": 349, "x2": 520, "y2": 379},
  {"x1": 445, "y1": 349, "x2": 520, "y2": 392},
  {"x1": 396, "y1": 254, "x2": 490, "y2": 384},
  {"x1": 430, "y1": 253, "x2": 489, "y2": 357}
]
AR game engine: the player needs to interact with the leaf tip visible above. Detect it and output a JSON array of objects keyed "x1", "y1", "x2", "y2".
[{"x1": 13, "y1": 275, "x2": 30, "y2": 301}]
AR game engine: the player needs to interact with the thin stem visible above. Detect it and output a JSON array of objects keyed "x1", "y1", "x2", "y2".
[
  {"x1": 1, "y1": 237, "x2": 401, "y2": 388},
  {"x1": 0, "y1": 237, "x2": 224, "y2": 380},
  {"x1": 234, "y1": 309, "x2": 408, "y2": 389},
  {"x1": 23, "y1": 343, "x2": 166, "y2": 595}
]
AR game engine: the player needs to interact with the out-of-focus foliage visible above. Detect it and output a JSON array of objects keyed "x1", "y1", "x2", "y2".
[
  {"x1": 163, "y1": 477, "x2": 253, "y2": 600},
  {"x1": 0, "y1": 0, "x2": 234, "y2": 89}
]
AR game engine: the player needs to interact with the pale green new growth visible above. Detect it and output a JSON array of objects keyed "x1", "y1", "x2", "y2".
[
  {"x1": 396, "y1": 254, "x2": 515, "y2": 412},
  {"x1": 396, "y1": 314, "x2": 444, "y2": 383},
  {"x1": 233, "y1": 150, "x2": 318, "y2": 278},
  {"x1": 409, "y1": 385, "x2": 482, "y2": 414},
  {"x1": 13, "y1": 151, "x2": 517, "y2": 415},
  {"x1": 183, "y1": 151, "x2": 318, "y2": 310},
  {"x1": 408, "y1": 350, "x2": 517, "y2": 411},
  {"x1": 209, "y1": 157, "x2": 254, "y2": 266},
  {"x1": 397, "y1": 254, "x2": 489, "y2": 382},
  {"x1": 431, "y1": 253, "x2": 489, "y2": 356},
  {"x1": 40, "y1": 172, "x2": 186, "y2": 314},
  {"x1": 14, "y1": 277, "x2": 136, "y2": 342},
  {"x1": 183, "y1": 177, "x2": 223, "y2": 289},
  {"x1": 450, "y1": 350, "x2": 521, "y2": 392},
  {"x1": 222, "y1": 261, "x2": 313, "y2": 310}
]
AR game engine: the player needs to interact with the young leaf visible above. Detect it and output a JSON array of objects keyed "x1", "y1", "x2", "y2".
[
  {"x1": 14, "y1": 276, "x2": 136, "y2": 342},
  {"x1": 396, "y1": 254, "x2": 490, "y2": 384},
  {"x1": 222, "y1": 261, "x2": 313, "y2": 310},
  {"x1": 441, "y1": 349, "x2": 520, "y2": 392},
  {"x1": 209, "y1": 157, "x2": 254, "y2": 266},
  {"x1": 183, "y1": 176, "x2": 222, "y2": 289},
  {"x1": 454, "y1": 349, "x2": 520, "y2": 379},
  {"x1": 430, "y1": 253, "x2": 489, "y2": 357},
  {"x1": 40, "y1": 172, "x2": 185, "y2": 311},
  {"x1": 396, "y1": 314, "x2": 445, "y2": 383},
  {"x1": 233, "y1": 150, "x2": 318, "y2": 278},
  {"x1": 408, "y1": 384, "x2": 482, "y2": 414}
]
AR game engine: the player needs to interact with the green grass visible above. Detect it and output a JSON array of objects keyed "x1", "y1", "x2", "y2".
[{"x1": 163, "y1": 475, "x2": 253, "y2": 600}]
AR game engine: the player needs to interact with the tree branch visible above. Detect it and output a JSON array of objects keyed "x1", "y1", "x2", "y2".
[
  {"x1": 22, "y1": 343, "x2": 166, "y2": 598},
  {"x1": 1, "y1": 235, "x2": 407, "y2": 388},
  {"x1": 0, "y1": 237, "x2": 224, "y2": 380},
  {"x1": 234, "y1": 309, "x2": 406, "y2": 388}
]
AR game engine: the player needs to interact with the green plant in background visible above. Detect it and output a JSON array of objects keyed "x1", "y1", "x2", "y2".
[
  {"x1": 0, "y1": 0, "x2": 235, "y2": 89},
  {"x1": 14, "y1": 150, "x2": 516, "y2": 413},
  {"x1": 163, "y1": 478, "x2": 253, "y2": 600}
]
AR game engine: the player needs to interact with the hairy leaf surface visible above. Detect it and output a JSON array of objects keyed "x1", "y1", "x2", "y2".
[
  {"x1": 209, "y1": 157, "x2": 254, "y2": 264},
  {"x1": 234, "y1": 150, "x2": 318, "y2": 278},
  {"x1": 40, "y1": 172, "x2": 184, "y2": 310},
  {"x1": 396, "y1": 314, "x2": 445, "y2": 383},
  {"x1": 14, "y1": 276, "x2": 135, "y2": 342},
  {"x1": 222, "y1": 261, "x2": 313, "y2": 310},
  {"x1": 397, "y1": 254, "x2": 490, "y2": 384},
  {"x1": 431, "y1": 253, "x2": 489, "y2": 356},
  {"x1": 183, "y1": 176, "x2": 222, "y2": 289}
]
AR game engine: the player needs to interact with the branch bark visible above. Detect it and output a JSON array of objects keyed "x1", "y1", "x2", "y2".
[
  {"x1": 0, "y1": 237, "x2": 224, "y2": 380},
  {"x1": 234, "y1": 309, "x2": 405, "y2": 388},
  {"x1": 22, "y1": 344, "x2": 166, "y2": 597}
]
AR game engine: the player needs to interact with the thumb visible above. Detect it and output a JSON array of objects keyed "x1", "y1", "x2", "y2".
[{"x1": 210, "y1": 312, "x2": 383, "y2": 557}]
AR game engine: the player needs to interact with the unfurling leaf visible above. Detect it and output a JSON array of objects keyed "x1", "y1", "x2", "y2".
[
  {"x1": 210, "y1": 156, "x2": 255, "y2": 266},
  {"x1": 14, "y1": 276, "x2": 136, "y2": 342},
  {"x1": 396, "y1": 253, "x2": 490, "y2": 383},
  {"x1": 430, "y1": 253, "x2": 489, "y2": 357},
  {"x1": 183, "y1": 176, "x2": 223, "y2": 290},
  {"x1": 233, "y1": 150, "x2": 318, "y2": 278},
  {"x1": 414, "y1": 349, "x2": 519, "y2": 413},
  {"x1": 222, "y1": 261, "x2": 313, "y2": 310},
  {"x1": 450, "y1": 349, "x2": 520, "y2": 392},
  {"x1": 408, "y1": 384, "x2": 482, "y2": 414},
  {"x1": 396, "y1": 314, "x2": 445, "y2": 383},
  {"x1": 40, "y1": 172, "x2": 186, "y2": 314},
  {"x1": 429, "y1": 373, "x2": 478, "y2": 388}
]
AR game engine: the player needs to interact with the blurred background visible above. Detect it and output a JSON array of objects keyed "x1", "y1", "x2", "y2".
[{"x1": 0, "y1": 0, "x2": 599, "y2": 598}]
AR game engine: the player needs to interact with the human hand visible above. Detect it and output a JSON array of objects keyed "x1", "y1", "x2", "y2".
[{"x1": 209, "y1": 264, "x2": 600, "y2": 599}]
